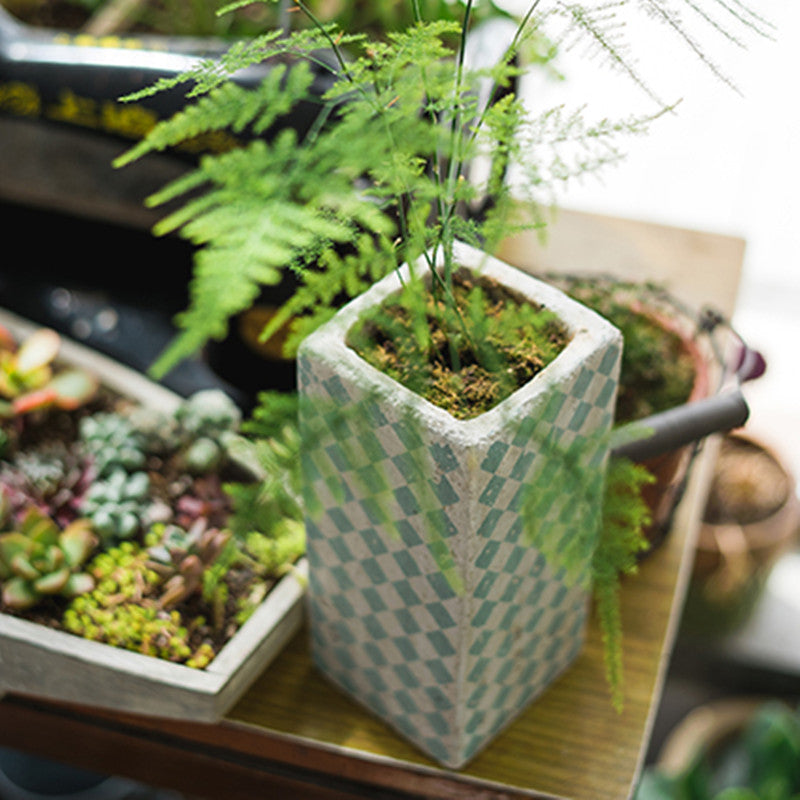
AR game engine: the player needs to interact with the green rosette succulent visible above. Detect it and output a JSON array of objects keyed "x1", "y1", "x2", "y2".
[
  {"x1": 0, "y1": 507, "x2": 96, "y2": 610},
  {"x1": 174, "y1": 390, "x2": 242, "y2": 474},
  {"x1": 79, "y1": 412, "x2": 147, "y2": 477},
  {"x1": 126, "y1": 405, "x2": 182, "y2": 456},
  {"x1": 81, "y1": 468, "x2": 151, "y2": 542}
]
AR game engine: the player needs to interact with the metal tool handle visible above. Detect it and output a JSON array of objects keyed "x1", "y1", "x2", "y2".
[{"x1": 611, "y1": 388, "x2": 749, "y2": 461}]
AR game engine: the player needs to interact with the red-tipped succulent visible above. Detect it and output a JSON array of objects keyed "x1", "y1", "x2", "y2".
[{"x1": 0, "y1": 326, "x2": 98, "y2": 418}]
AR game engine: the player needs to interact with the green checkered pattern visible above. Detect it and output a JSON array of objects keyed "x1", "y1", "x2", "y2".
[{"x1": 298, "y1": 338, "x2": 620, "y2": 768}]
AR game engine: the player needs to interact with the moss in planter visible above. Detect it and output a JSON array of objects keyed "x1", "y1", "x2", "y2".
[
  {"x1": 347, "y1": 269, "x2": 570, "y2": 420},
  {"x1": 59, "y1": 526, "x2": 287, "y2": 667},
  {"x1": 561, "y1": 282, "x2": 696, "y2": 424},
  {"x1": 60, "y1": 540, "x2": 198, "y2": 663}
]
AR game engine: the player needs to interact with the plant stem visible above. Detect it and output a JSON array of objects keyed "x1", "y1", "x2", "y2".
[
  {"x1": 464, "y1": 0, "x2": 543, "y2": 157},
  {"x1": 292, "y1": 0, "x2": 352, "y2": 77}
]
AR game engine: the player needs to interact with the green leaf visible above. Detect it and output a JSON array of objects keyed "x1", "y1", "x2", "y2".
[
  {"x1": 0, "y1": 532, "x2": 30, "y2": 574},
  {"x1": 59, "y1": 521, "x2": 96, "y2": 568},
  {"x1": 10, "y1": 552, "x2": 40, "y2": 581},
  {"x1": 15, "y1": 329, "x2": 59, "y2": 375},
  {"x1": 2, "y1": 576, "x2": 39, "y2": 610},
  {"x1": 33, "y1": 567, "x2": 71, "y2": 595},
  {"x1": 20, "y1": 509, "x2": 58, "y2": 546},
  {"x1": 62, "y1": 572, "x2": 95, "y2": 598},
  {"x1": 48, "y1": 369, "x2": 99, "y2": 409},
  {"x1": 633, "y1": 770, "x2": 688, "y2": 800}
]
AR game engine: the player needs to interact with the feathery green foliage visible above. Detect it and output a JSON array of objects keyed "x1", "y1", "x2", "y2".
[
  {"x1": 115, "y1": 0, "x2": 769, "y2": 710},
  {"x1": 116, "y1": 0, "x2": 727, "y2": 379},
  {"x1": 594, "y1": 456, "x2": 654, "y2": 711},
  {"x1": 115, "y1": 0, "x2": 767, "y2": 378}
]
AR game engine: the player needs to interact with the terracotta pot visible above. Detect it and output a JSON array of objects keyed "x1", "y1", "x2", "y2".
[
  {"x1": 682, "y1": 432, "x2": 800, "y2": 636},
  {"x1": 542, "y1": 279, "x2": 719, "y2": 555},
  {"x1": 635, "y1": 313, "x2": 711, "y2": 552}
]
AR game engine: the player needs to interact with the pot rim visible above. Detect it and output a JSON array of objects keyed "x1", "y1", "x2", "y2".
[{"x1": 298, "y1": 240, "x2": 623, "y2": 442}]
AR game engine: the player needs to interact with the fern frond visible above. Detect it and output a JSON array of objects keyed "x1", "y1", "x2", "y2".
[
  {"x1": 673, "y1": 0, "x2": 775, "y2": 42},
  {"x1": 553, "y1": 1, "x2": 664, "y2": 104},
  {"x1": 638, "y1": 0, "x2": 740, "y2": 92},
  {"x1": 268, "y1": 233, "x2": 397, "y2": 357},
  {"x1": 592, "y1": 456, "x2": 654, "y2": 711},
  {"x1": 672, "y1": 0, "x2": 750, "y2": 48},
  {"x1": 114, "y1": 62, "x2": 317, "y2": 167},
  {"x1": 508, "y1": 101, "x2": 674, "y2": 215},
  {"x1": 118, "y1": 29, "x2": 287, "y2": 103},
  {"x1": 119, "y1": 24, "x2": 359, "y2": 105},
  {"x1": 720, "y1": 0, "x2": 777, "y2": 35}
]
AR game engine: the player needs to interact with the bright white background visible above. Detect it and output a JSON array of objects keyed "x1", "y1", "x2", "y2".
[{"x1": 500, "y1": 0, "x2": 800, "y2": 482}]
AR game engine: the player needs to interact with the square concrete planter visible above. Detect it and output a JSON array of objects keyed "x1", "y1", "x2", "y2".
[
  {"x1": 0, "y1": 309, "x2": 307, "y2": 722},
  {"x1": 297, "y1": 242, "x2": 623, "y2": 768}
]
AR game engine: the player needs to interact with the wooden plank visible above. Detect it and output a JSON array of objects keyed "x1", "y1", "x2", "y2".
[
  {"x1": 0, "y1": 696, "x2": 389, "y2": 800},
  {"x1": 497, "y1": 206, "x2": 745, "y2": 316}
]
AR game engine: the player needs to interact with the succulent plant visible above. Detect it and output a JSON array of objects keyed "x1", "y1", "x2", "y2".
[
  {"x1": 79, "y1": 412, "x2": 147, "y2": 477},
  {"x1": 245, "y1": 518, "x2": 306, "y2": 577},
  {"x1": 0, "y1": 442, "x2": 92, "y2": 526},
  {"x1": 0, "y1": 326, "x2": 97, "y2": 418},
  {"x1": 80, "y1": 468, "x2": 151, "y2": 542},
  {"x1": 63, "y1": 593, "x2": 212, "y2": 666},
  {"x1": 146, "y1": 519, "x2": 233, "y2": 612},
  {"x1": 0, "y1": 507, "x2": 96, "y2": 610},
  {"x1": 176, "y1": 390, "x2": 241, "y2": 438},
  {"x1": 126, "y1": 405, "x2": 182, "y2": 456},
  {"x1": 174, "y1": 390, "x2": 241, "y2": 474},
  {"x1": 172, "y1": 473, "x2": 232, "y2": 531},
  {"x1": 63, "y1": 540, "x2": 217, "y2": 668}
]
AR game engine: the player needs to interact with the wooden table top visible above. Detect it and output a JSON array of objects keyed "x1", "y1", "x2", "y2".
[
  {"x1": 0, "y1": 208, "x2": 746, "y2": 800},
  {"x1": 0, "y1": 456, "x2": 716, "y2": 800}
]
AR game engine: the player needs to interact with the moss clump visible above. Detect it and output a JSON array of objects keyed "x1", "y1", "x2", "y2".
[
  {"x1": 245, "y1": 519, "x2": 306, "y2": 576},
  {"x1": 349, "y1": 270, "x2": 570, "y2": 420},
  {"x1": 562, "y1": 283, "x2": 696, "y2": 423}
]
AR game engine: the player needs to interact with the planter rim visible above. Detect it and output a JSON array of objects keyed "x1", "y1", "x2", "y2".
[
  {"x1": 0, "y1": 558, "x2": 308, "y2": 690},
  {"x1": 299, "y1": 240, "x2": 622, "y2": 443}
]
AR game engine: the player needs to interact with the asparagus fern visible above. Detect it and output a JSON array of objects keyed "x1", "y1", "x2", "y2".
[
  {"x1": 115, "y1": 0, "x2": 770, "y2": 711},
  {"x1": 115, "y1": 0, "x2": 755, "y2": 377}
]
